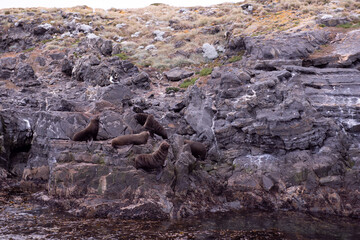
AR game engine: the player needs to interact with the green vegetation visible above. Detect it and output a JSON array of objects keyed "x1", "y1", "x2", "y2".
[
  {"x1": 318, "y1": 24, "x2": 326, "y2": 28},
  {"x1": 99, "y1": 158, "x2": 105, "y2": 165},
  {"x1": 41, "y1": 39, "x2": 53, "y2": 44},
  {"x1": 73, "y1": 52, "x2": 82, "y2": 58},
  {"x1": 113, "y1": 53, "x2": 129, "y2": 60},
  {"x1": 150, "y1": 3, "x2": 165, "y2": 6},
  {"x1": 179, "y1": 77, "x2": 198, "y2": 88},
  {"x1": 228, "y1": 54, "x2": 243, "y2": 63},
  {"x1": 199, "y1": 67, "x2": 213, "y2": 76},
  {"x1": 23, "y1": 47, "x2": 35, "y2": 53},
  {"x1": 165, "y1": 87, "x2": 180, "y2": 94},
  {"x1": 336, "y1": 22, "x2": 360, "y2": 29}
]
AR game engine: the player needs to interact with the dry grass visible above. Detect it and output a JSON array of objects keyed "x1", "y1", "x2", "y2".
[{"x1": 2, "y1": 0, "x2": 360, "y2": 70}]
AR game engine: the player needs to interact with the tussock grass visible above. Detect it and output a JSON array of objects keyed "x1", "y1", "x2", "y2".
[
  {"x1": 179, "y1": 77, "x2": 198, "y2": 88},
  {"x1": 199, "y1": 68, "x2": 212, "y2": 76},
  {"x1": 3, "y1": 0, "x2": 359, "y2": 70}
]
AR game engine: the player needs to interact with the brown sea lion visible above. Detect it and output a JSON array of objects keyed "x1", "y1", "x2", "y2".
[
  {"x1": 184, "y1": 140, "x2": 207, "y2": 160},
  {"x1": 111, "y1": 131, "x2": 150, "y2": 148},
  {"x1": 143, "y1": 114, "x2": 168, "y2": 139},
  {"x1": 72, "y1": 115, "x2": 100, "y2": 141},
  {"x1": 134, "y1": 113, "x2": 149, "y2": 126},
  {"x1": 134, "y1": 141, "x2": 170, "y2": 171}
]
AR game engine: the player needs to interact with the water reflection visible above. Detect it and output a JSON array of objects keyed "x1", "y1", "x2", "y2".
[{"x1": 1, "y1": 201, "x2": 359, "y2": 239}]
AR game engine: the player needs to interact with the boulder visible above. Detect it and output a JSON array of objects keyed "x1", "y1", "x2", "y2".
[{"x1": 164, "y1": 67, "x2": 194, "y2": 81}]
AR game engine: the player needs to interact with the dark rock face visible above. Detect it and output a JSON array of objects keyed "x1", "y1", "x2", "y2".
[
  {"x1": 1, "y1": 27, "x2": 360, "y2": 220},
  {"x1": 61, "y1": 59, "x2": 74, "y2": 76},
  {"x1": 245, "y1": 31, "x2": 330, "y2": 60},
  {"x1": 226, "y1": 31, "x2": 330, "y2": 61},
  {"x1": 0, "y1": 20, "x2": 61, "y2": 53},
  {"x1": 72, "y1": 55, "x2": 139, "y2": 86}
]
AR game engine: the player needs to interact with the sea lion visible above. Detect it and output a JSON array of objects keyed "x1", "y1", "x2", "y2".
[
  {"x1": 134, "y1": 141, "x2": 170, "y2": 171},
  {"x1": 143, "y1": 114, "x2": 168, "y2": 139},
  {"x1": 184, "y1": 139, "x2": 207, "y2": 160},
  {"x1": 134, "y1": 113, "x2": 149, "y2": 126},
  {"x1": 72, "y1": 115, "x2": 100, "y2": 141},
  {"x1": 111, "y1": 131, "x2": 150, "y2": 148}
]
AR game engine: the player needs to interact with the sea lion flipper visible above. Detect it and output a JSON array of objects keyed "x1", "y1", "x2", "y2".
[{"x1": 156, "y1": 169, "x2": 164, "y2": 181}]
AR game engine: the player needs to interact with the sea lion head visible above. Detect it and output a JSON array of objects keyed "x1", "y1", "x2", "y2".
[
  {"x1": 91, "y1": 115, "x2": 100, "y2": 124},
  {"x1": 143, "y1": 131, "x2": 150, "y2": 138},
  {"x1": 160, "y1": 141, "x2": 170, "y2": 151},
  {"x1": 134, "y1": 113, "x2": 148, "y2": 126}
]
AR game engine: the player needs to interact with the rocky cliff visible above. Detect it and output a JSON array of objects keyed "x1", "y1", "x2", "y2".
[{"x1": 1, "y1": 2, "x2": 360, "y2": 219}]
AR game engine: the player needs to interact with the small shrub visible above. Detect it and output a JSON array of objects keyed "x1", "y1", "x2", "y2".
[
  {"x1": 150, "y1": 3, "x2": 165, "y2": 6},
  {"x1": 73, "y1": 52, "x2": 84, "y2": 58},
  {"x1": 336, "y1": 22, "x2": 360, "y2": 29},
  {"x1": 41, "y1": 39, "x2": 53, "y2": 44},
  {"x1": 113, "y1": 53, "x2": 129, "y2": 60},
  {"x1": 337, "y1": 23, "x2": 353, "y2": 28},
  {"x1": 228, "y1": 55, "x2": 243, "y2": 63},
  {"x1": 318, "y1": 24, "x2": 326, "y2": 28},
  {"x1": 23, "y1": 47, "x2": 35, "y2": 53},
  {"x1": 165, "y1": 87, "x2": 180, "y2": 94},
  {"x1": 199, "y1": 67, "x2": 213, "y2": 76},
  {"x1": 5, "y1": 11, "x2": 10, "y2": 15},
  {"x1": 179, "y1": 77, "x2": 198, "y2": 88}
]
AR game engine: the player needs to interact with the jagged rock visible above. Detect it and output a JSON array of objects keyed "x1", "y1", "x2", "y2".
[
  {"x1": 49, "y1": 52, "x2": 65, "y2": 60},
  {"x1": 317, "y1": 15, "x2": 350, "y2": 27},
  {"x1": 200, "y1": 26, "x2": 220, "y2": 35},
  {"x1": 61, "y1": 58, "x2": 74, "y2": 76},
  {"x1": 16, "y1": 63, "x2": 35, "y2": 80},
  {"x1": 227, "y1": 36, "x2": 245, "y2": 52},
  {"x1": 164, "y1": 67, "x2": 194, "y2": 81},
  {"x1": 184, "y1": 86, "x2": 215, "y2": 143},
  {"x1": 304, "y1": 29, "x2": 360, "y2": 68},
  {"x1": 231, "y1": 31, "x2": 330, "y2": 60},
  {"x1": 72, "y1": 55, "x2": 139, "y2": 86},
  {"x1": 97, "y1": 84, "x2": 133, "y2": 106},
  {"x1": 1, "y1": 11, "x2": 360, "y2": 220},
  {"x1": 0, "y1": 57, "x2": 17, "y2": 70},
  {"x1": 130, "y1": 72, "x2": 151, "y2": 90},
  {"x1": 100, "y1": 40, "x2": 113, "y2": 56},
  {"x1": 174, "y1": 40, "x2": 186, "y2": 48},
  {"x1": 174, "y1": 143, "x2": 197, "y2": 196},
  {"x1": 262, "y1": 175, "x2": 274, "y2": 191}
]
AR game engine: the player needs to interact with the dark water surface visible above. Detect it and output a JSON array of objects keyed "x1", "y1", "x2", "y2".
[{"x1": 1, "y1": 201, "x2": 359, "y2": 239}]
